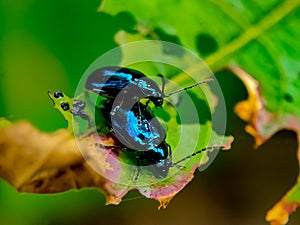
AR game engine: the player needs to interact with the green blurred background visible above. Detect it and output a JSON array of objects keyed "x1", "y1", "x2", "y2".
[{"x1": 1, "y1": 1, "x2": 300, "y2": 224}]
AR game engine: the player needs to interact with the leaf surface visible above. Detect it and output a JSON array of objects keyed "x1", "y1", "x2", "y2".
[
  {"x1": 0, "y1": 76, "x2": 233, "y2": 208},
  {"x1": 100, "y1": 0, "x2": 300, "y2": 222}
]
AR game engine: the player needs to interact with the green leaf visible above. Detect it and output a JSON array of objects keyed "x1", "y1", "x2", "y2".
[
  {"x1": 48, "y1": 77, "x2": 233, "y2": 206},
  {"x1": 101, "y1": 0, "x2": 300, "y2": 222},
  {"x1": 101, "y1": 0, "x2": 300, "y2": 117}
]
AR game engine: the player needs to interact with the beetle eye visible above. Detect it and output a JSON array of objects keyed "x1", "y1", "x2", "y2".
[
  {"x1": 155, "y1": 98, "x2": 164, "y2": 107},
  {"x1": 60, "y1": 102, "x2": 70, "y2": 111},
  {"x1": 54, "y1": 91, "x2": 64, "y2": 98}
]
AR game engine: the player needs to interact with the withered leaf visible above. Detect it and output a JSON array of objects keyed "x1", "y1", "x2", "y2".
[{"x1": 0, "y1": 121, "x2": 122, "y2": 204}]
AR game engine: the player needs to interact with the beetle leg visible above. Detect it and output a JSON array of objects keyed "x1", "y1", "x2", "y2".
[
  {"x1": 168, "y1": 143, "x2": 186, "y2": 170},
  {"x1": 175, "y1": 164, "x2": 186, "y2": 170},
  {"x1": 145, "y1": 99, "x2": 151, "y2": 107},
  {"x1": 134, "y1": 156, "x2": 141, "y2": 182},
  {"x1": 95, "y1": 142, "x2": 124, "y2": 151},
  {"x1": 158, "y1": 74, "x2": 166, "y2": 96},
  {"x1": 136, "y1": 101, "x2": 142, "y2": 126},
  {"x1": 167, "y1": 143, "x2": 172, "y2": 161},
  {"x1": 70, "y1": 99, "x2": 91, "y2": 128}
]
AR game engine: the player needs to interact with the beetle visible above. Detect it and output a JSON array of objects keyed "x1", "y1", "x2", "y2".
[
  {"x1": 97, "y1": 96, "x2": 224, "y2": 180},
  {"x1": 85, "y1": 66, "x2": 212, "y2": 108},
  {"x1": 92, "y1": 88, "x2": 174, "y2": 180},
  {"x1": 101, "y1": 99, "x2": 166, "y2": 151},
  {"x1": 84, "y1": 66, "x2": 218, "y2": 180}
]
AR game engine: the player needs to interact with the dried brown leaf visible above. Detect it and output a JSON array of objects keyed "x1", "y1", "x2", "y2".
[{"x1": 0, "y1": 121, "x2": 122, "y2": 204}]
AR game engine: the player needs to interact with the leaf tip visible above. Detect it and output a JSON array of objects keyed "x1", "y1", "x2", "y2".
[
  {"x1": 158, "y1": 195, "x2": 174, "y2": 210},
  {"x1": 222, "y1": 136, "x2": 234, "y2": 150},
  {"x1": 266, "y1": 199, "x2": 300, "y2": 225},
  {"x1": 105, "y1": 194, "x2": 122, "y2": 205}
]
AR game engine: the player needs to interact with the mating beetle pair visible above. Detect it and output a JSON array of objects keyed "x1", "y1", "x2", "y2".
[{"x1": 84, "y1": 66, "x2": 223, "y2": 180}]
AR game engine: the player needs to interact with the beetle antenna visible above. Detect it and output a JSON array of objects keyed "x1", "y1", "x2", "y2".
[
  {"x1": 165, "y1": 78, "x2": 213, "y2": 97},
  {"x1": 171, "y1": 145, "x2": 224, "y2": 167},
  {"x1": 158, "y1": 74, "x2": 166, "y2": 96}
]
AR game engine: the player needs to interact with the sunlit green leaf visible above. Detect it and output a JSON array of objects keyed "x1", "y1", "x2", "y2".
[{"x1": 102, "y1": 0, "x2": 300, "y2": 223}]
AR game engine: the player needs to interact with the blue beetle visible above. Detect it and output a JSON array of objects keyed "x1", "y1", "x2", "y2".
[
  {"x1": 101, "y1": 99, "x2": 166, "y2": 151},
  {"x1": 86, "y1": 66, "x2": 212, "y2": 108},
  {"x1": 98, "y1": 97, "x2": 224, "y2": 180},
  {"x1": 86, "y1": 66, "x2": 165, "y2": 107},
  {"x1": 84, "y1": 66, "x2": 219, "y2": 180},
  {"x1": 94, "y1": 92, "x2": 172, "y2": 179}
]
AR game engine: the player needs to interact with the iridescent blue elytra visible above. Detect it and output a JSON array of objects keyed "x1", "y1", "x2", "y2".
[
  {"x1": 101, "y1": 100, "x2": 166, "y2": 152},
  {"x1": 84, "y1": 67, "x2": 222, "y2": 180},
  {"x1": 85, "y1": 66, "x2": 165, "y2": 107}
]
